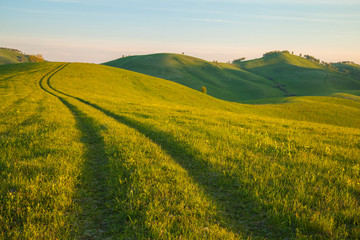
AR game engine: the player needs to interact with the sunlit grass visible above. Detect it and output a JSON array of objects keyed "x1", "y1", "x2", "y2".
[
  {"x1": 1, "y1": 62, "x2": 359, "y2": 239},
  {"x1": 0, "y1": 63, "x2": 84, "y2": 238}
]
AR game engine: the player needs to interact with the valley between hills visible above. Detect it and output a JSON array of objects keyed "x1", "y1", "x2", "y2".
[{"x1": 0, "y1": 48, "x2": 360, "y2": 239}]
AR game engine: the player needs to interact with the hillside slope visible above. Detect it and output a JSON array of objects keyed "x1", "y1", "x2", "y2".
[
  {"x1": 105, "y1": 52, "x2": 360, "y2": 101},
  {"x1": 0, "y1": 48, "x2": 32, "y2": 64},
  {"x1": 237, "y1": 52, "x2": 360, "y2": 96},
  {"x1": 0, "y1": 48, "x2": 45, "y2": 65},
  {"x1": 333, "y1": 62, "x2": 360, "y2": 79},
  {"x1": 54, "y1": 63, "x2": 360, "y2": 128},
  {"x1": 103, "y1": 53, "x2": 284, "y2": 101},
  {"x1": 1, "y1": 62, "x2": 359, "y2": 239}
]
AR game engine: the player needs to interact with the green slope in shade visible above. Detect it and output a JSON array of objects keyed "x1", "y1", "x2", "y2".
[
  {"x1": 104, "y1": 52, "x2": 360, "y2": 102},
  {"x1": 333, "y1": 62, "x2": 360, "y2": 79},
  {"x1": 103, "y1": 53, "x2": 285, "y2": 101},
  {"x1": 236, "y1": 52, "x2": 360, "y2": 97}
]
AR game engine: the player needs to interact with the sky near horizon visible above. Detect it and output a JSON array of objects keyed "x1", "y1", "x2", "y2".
[{"x1": 1, "y1": 0, "x2": 359, "y2": 63}]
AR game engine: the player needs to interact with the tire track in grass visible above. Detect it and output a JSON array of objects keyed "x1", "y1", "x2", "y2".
[
  {"x1": 47, "y1": 73, "x2": 297, "y2": 239},
  {"x1": 39, "y1": 64, "x2": 117, "y2": 239}
]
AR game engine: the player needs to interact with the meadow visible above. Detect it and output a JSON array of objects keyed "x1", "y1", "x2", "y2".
[{"x1": 0, "y1": 62, "x2": 359, "y2": 239}]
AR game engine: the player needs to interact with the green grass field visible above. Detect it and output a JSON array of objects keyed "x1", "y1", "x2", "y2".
[
  {"x1": 1, "y1": 62, "x2": 360, "y2": 239},
  {"x1": 104, "y1": 52, "x2": 360, "y2": 102}
]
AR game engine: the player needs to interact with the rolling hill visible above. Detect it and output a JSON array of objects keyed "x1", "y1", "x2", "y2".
[
  {"x1": 333, "y1": 62, "x2": 360, "y2": 79},
  {"x1": 236, "y1": 51, "x2": 360, "y2": 97},
  {"x1": 0, "y1": 48, "x2": 44, "y2": 65},
  {"x1": 103, "y1": 53, "x2": 285, "y2": 101},
  {"x1": 1, "y1": 62, "x2": 360, "y2": 239},
  {"x1": 104, "y1": 52, "x2": 360, "y2": 102},
  {"x1": 0, "y1": 48, "x2": 31, "y2": 64}
]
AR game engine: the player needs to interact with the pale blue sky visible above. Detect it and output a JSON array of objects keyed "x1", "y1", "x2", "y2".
[{"x1": 1, "y1": 0, "x2": 359, "y2": 63}]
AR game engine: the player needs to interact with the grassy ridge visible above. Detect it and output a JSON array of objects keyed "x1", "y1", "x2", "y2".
[
  {"x1": 333, "y1": 62, "x2": 360, "y2": 80},
  {"x1": 104, "y1": 52, "x2": 360, "y2": 102},
  {"x1": 104, "y1": 53, "x2": 285, "y2": 101},
  {"x1": 0, "y1": 48, "x2": 31, "y2": 65},
  {"x1": 237, "y1": 52, "x2": 360, "y2": 97},
  {"x1": 1, "y1": 62, "x2": 360, "y2": 238},
  {"x1": 237, "y1": 52, "x2": 324, "y2": 69}
]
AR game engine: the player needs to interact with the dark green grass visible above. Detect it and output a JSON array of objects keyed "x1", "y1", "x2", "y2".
[
  {"x1": 240, "y1": 63, "x2": 360, "y2": 96},
  {"x1": 333, "y1": 62, "x2": 360, "y2": 79},
  {"x1": 237, "y1": 52, "x2": 360, "y2": 97}
]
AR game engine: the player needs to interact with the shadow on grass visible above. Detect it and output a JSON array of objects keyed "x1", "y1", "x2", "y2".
[
  {"x1": 38, "y1": 65, "x2": 130, "y2": 238},
  {"x1": 47, "y1": 81, "x2": 298, "y2": 238},
  {"x1": 57, "y1": 97, "x2": 118, "y2": 239}
]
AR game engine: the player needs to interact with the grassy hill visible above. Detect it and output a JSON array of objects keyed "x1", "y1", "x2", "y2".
[
  {"x1": 333, "y1": 62, "x2": 360, "y2": 80},
  {"x1": 1, "y1": 62, "x2": 360, "y2": 239},
  {"x1": 104, "y1": 53, "x2": 285, "y2": 101},
  {"x1": 0, "y1": 48, "x2": 45, "y2": 65},
  {"x1": 237, "y1": 51, "x2": 360, "y2": 97},
  {"x1": 104, "y1": 52, "x2": 360, "y2": 101},
  {"x1": 0, "y1": 48, "x2": 32, "y2": 64}
]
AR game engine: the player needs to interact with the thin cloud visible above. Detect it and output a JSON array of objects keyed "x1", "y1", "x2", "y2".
[
  {"x1": 313, "y1": 13, "x2": 360, "y2": 18},
  {"x1": 184, "y1": 18, "x2": 234, "y2": 23},
  {"x1": 255, "y1": 15, "x2": 360, "y2": 24},
  {"x1": 179, "y1": 0, "x2": 360, "y2": 5},
  {"x1": 41, "y1": 0, "x2": 105, "y2": 5},
  {"x1": 146, "y1": 7, "x2": 223, "y2": 15},
  {"x1": 5, "y1": 7, "x2": 88, "y2": 15},
  {"x1": 183, "y1": 17, "x2": 257, "y2": 25},
  {"x1": 43, "y1": 0, "x2": 82, "y2": 3}
]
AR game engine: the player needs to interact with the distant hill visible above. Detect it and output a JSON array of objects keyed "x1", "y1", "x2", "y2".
[
  {"x1": 0, "y1": 47, "x2": 44, "y2": 65},
  {"x1": 236, "y1": 51, "x2": 360, "y2": 97},
  {"x1": 332, "y1": 62, "x2": 360, "y2": 79},
  {"x1": 104, "y1": 52, "x2": 360, "y2": 101},
  {"x1": 103, "y1": 53, "x2": 284, "y2": 101}
]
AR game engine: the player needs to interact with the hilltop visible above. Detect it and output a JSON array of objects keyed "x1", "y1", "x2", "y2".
[
  {"x1": 236, "y1": 51, "x2": 360, "y2": 97},
  {"x1": 0, "y1": 47, "x2": 44, "y2": 65},
  {"x1": 104, "y1": 51, "x2": 360, "y2": 102},
  {"x1": 333, "y1": 61, "x2": 360, "y2": 79}
]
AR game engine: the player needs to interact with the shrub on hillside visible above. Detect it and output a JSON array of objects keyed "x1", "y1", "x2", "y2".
[
  {"x1": 201, "y1": 86, "x2": 207, "y2": 94},
  {"x1": 28, "y1": 54, "x2": 45, "y2": 62},
  {"x1": 232, "y1": 57, "x2": 245, "y2": 64}
]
